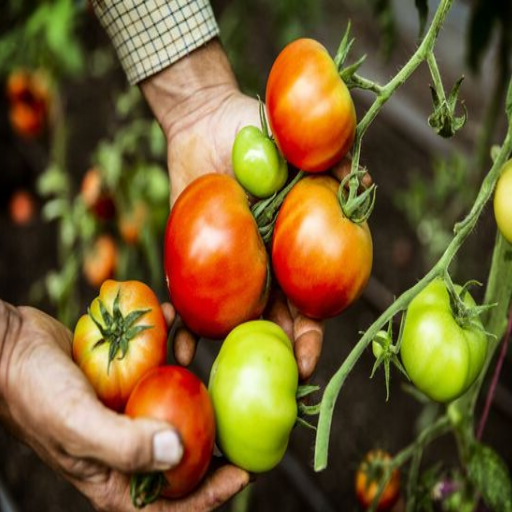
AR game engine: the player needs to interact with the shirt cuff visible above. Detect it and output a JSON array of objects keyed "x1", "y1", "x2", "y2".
[{"x1": 92, "y1": 0, "x2": 220, "y2": 85}]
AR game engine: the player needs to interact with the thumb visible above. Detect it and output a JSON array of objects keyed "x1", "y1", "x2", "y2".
[{"x1": 60, "y1": 394, "x2": 183, "y2": 473}]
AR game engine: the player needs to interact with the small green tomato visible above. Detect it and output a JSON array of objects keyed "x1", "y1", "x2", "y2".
[
  {"x1": 208, "y1": 320, "x2": 298, "y2": 473},
  {"x1": 232, "y1": 126, "x2": 288, "y2": 198}
]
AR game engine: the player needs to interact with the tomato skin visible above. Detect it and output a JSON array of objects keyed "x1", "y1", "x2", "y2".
[
  {"x1": 126, "y1": 366, "x2": 215, "y2": 498},
  {"x1": 400, "y1": 279, "x2": 488, "y2": 403},
  {"x1": 164, "y1": 174, "x2": 269, "y2": 339},
  {"x1": 494, "y1": 159, "x2": 512, "y2": 244},
  {"x1": 208, "y1": 321, "x2": 298, "y2": 473},
  {"x1": 266, "y1": 38, "x2": 356, "y2": 173},
  {"x1": 271, "y1": 175, "x2": 372, "y2": 319},
  {"x1": 355, "y1": 450, "x2": 400, "y2": 511},
  {"x1": 232, "y1": 125, "x2": 288, "y2": 198},
  {"x1": 73, "y1": 280, "x2": 167, "y2": 411}
]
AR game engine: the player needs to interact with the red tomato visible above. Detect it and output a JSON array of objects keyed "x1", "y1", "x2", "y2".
[
  {"x1": 80, "y1": 167, "x2": 116, "y2": 220},
  {"x1": 164, "y1": 174, "x2": 269, "y2": 338},
  {"x1": 272, "y1": 175, "x2": 372, "y2": 319},
  {"x1": 355, "y1": 450, "x2": 400, "y2": 511},
  {"x1": 83, "y1": 235, "x2": 118, "y2": 288},
  {"x1": 266, "y1": 38, "x2": 356, "y2": 173},
  {"x1": 73, "y1": 280, "x2": 168, "y2": 411},
  {"x1": 125, "y1": 366, "x2": 215, "y2": 499},
  {"x1": 9, "y1": 190, "x2": 36, "y2": 225},
  {"x1": 6, "y1": 69, "x2": 49, "y2": 138}
]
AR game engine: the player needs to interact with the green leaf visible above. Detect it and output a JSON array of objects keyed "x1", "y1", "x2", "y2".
[
  {"x1": 38, "y1": 164, "x2": 69, "y2": 196},
  {"x1": 415, "y1": 0, "x2": 428, "y2": 38},
  {"x1": 42, "y1": 198, "x2": 69, "y2": 222},
  {"x1": 467, "y1": 443, "x2": 512, "y2": 512}
]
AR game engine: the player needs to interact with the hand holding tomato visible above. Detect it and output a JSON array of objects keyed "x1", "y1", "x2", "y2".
[
  {"x1": 141, "y1": 39, "x2": 334, "y2": 380},
  {"x1": 0, "y1": 300, "x2": 249, "y2": 511}
]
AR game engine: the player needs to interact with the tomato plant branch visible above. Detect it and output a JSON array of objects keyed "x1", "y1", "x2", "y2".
[
  {"x1": 349, "y1": 0, "x2": 454, "y2": 178},
  {"x1": 314, "y1": 77, "x2": 512, "y2": 471},
  {"x1": 367, "y1": 415, "x2": 451, "y2": 512}
]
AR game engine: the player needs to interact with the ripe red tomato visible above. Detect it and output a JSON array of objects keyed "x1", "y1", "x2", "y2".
[
  {"x1": 73, "y1": 280, "x2": 168, "y2": 411},
  {"x1": 164, "y1": 174, "x2": 269, "y2": 338},
  {"x1": 126, "y1": 366, "x2": 215, "y2": 499},
  {"x1": 272, "y1": 175, "x2": 372, "y2": 319},
  {"x1": 83, "y1": 234, "x2": 118, "y2": 288},
  {"x1": 266, "y1": 38, "x2": 356, "y2": 173},
  {"x1": 355, "y1": 450, "x2": 400, "y2": 511}
]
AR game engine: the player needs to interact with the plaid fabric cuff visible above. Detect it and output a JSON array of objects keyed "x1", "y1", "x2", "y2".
[{"x1": 92, "y1": 0, "x2": 220, "y2": 84}]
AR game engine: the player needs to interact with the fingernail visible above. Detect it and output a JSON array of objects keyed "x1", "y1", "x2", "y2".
[{"x1": 153, "y1": 430, "x2": 183, "y2": 469}]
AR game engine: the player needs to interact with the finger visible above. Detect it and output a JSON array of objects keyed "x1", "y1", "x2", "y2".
[
  {"x1": 173, "y1": 323, "x2": 198, "y2": 366},
  {"x1": 164, "y1": 465, "x2": 250, "y2": 512},
  {"x1": 289, "y1": 304, "x2": 324, "y2": 381},
  {"x1": 161, "y1": 303, "x2": 176, "y2": 329},
  {"x1": 60, "y1": 394, "x2": 183, "y2": 474},
  {"x1": 263, "y1": 289, "x2": 293, "y2": 341}
]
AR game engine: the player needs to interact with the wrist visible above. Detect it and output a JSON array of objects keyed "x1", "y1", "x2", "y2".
[{"x1": 140, "y1": 38, "x2": 239, "y2": 142}]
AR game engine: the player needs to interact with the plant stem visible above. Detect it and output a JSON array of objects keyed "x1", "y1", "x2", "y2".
[
  {"x1": 427, "y1": 53, "x2": 446, "y2": 103},
  {"x1": 367, "y1": 415, "x2": 451, "y2": 512},
  {"x1": 350, "y1": 0, "x2": 454, "y2": 176},
  {"x1": 314, "y1": 94, "x2": 512, "y2": 472},
  {"x1": 476, "y1": 291, "x2": 512, "y2": 440}
]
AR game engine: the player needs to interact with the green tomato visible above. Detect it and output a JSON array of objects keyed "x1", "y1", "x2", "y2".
[
  {"x1": 494, "y1": 159, "x2": 512, "y2": 244},
  {"x1": 208, "y1": 320, "x2": 298, "y2": 472},
  {"x1": 232, "y1": 126, "x2": 288, "y2": 198},
  {"x1": 400, "y1": 279, "x2": 487, "y2": 403}
]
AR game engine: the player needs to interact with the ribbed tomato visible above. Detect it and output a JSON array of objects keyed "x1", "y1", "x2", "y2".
[
  {"x1": 272, "y1": 175, "x2": 372, "y2": 319},
  {"x1": 164, "y1": 174, "x2": 269, "y2": 338},
  {"x1": 266, "y1": 38, "x2": 356, "y2": 173},
  {"x1": 72, "y1": 280, "x2": 167, "y2": 411}
]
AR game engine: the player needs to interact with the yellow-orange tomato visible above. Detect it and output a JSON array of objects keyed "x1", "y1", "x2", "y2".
[
  {"x1": 118, "y1": 201, "x2": 147, "y2": 244},
  {"x1": 83, "y1": 235, "x2": 118, "y2": 288},
  {"x1": 266, "y1": 38, "x2": 356, "y2": 173},
  {"x1": 73, "y1": 280, "x2": 168, "y2": 411},
  {"x1": 355, "y1": 450, "x2": 400, "y2": 511}
]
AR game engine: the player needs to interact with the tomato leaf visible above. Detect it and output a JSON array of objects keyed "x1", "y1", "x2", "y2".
[
  {"x1": 415, "y1": 0, "x2": 428, "y2": 38},
  {"x1": 467, "y1": 443, "x2": 512, "y2": 512}
]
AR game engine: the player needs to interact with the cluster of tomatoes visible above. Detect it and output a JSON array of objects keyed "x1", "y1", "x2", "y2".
[{"x1": 6, "y1": 69, "x2": 50, "y2": 138}]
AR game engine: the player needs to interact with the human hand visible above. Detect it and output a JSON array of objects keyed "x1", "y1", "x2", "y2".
[{"x1": 0, "y1": 300, "x2": 249, "y2": 511}]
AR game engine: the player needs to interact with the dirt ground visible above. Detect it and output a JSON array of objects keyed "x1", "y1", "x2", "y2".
[{"x1": 1, "y1": 2, "x2": 511, "y2": 511}]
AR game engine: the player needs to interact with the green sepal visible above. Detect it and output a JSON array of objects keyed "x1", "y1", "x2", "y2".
[{"x1": 130, "y1": 472, "x2": 165, "y2": 509}]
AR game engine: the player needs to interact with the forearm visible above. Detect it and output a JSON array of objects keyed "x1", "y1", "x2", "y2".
[{"x1": 140, "y1": 39, "x2": 239, "y2": 141}]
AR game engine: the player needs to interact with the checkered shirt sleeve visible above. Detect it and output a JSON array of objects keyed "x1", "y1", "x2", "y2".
[{"x1": 92, "y1": 0, "x2": 220, "y2": 84}]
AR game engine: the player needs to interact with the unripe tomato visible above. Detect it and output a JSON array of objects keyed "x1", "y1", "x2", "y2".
[
  {"x1": 355, "y1": 450, "x2": 400, "y2": 511},
  {"x1": 126, "y1": 366, "x2": 215, "y2": 499},
  {"x1": 232, "y1": 125, "x2": 288, "y2": 198},
  {"x1": 208, "y1": 321, "x2": 298, "y2": 473},
  {"x1": 164, "y1": 174, "x2": 269, "y2": 339},
  {"x1": 400, "y1": 279, "x2": 488, "y2": 402},
  {"x1": 494, "y1": 159, "x2": 512, "y2": 244},
  {"x1": 73, "y1": 280, "x2": 167, "y2": 411},
  {"x1": 272, "y1": 175, "x2": 373, "y2": 319},
  {"x1": 266, "y1": 38, "x2": 356, "y2": 173},
  {"x1": 83, "y1": 234, "x2": 118, "y2": 288}
]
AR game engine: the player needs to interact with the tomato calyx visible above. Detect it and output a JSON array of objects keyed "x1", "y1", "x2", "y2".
[
  {"x1": 443, "y1": 273, "x2": 495, "y2": 335},
  {"x1": 338, "y1": 169, "x2": 376, "y2": 223},
  {"x1": 334, "y1": 21, "x2": 367, "y2": 87},
  {"x1": 296, "y1": 384, "x2": 321, "y2": 430},
  {"x1": 130, "y1": 472, "x2": 165, "y2": 508},
  {"x1": 252, "y1": 170, "x2": 305, "y2": 243},
  {"x1": 371, "y1": 320, "x2": 409, "y2": 401},
  {"x1": 89, "y1": 290, "x2": 152, "y2": 372}
]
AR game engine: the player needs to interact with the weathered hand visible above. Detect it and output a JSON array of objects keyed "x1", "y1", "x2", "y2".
[{"x1": 0, "y1": 301, "x2": 249, "y2": 511}]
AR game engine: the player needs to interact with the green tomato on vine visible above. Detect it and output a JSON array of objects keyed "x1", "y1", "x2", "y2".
[
  {"x1": 232, "y1": 125, "x2": 288, "y2": 198},
  {"x1": 494, "y1": 159, "x2": 512, "y2": 244}
]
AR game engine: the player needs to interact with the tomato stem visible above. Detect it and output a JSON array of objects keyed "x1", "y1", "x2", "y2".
[{"x1": 130, "y1": 472, "x2": 165, "y2": 508}]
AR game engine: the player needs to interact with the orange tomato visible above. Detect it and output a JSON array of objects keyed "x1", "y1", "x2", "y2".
[{"x1": 83, "y1": 235, "x2": 118, "y2": 288}]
